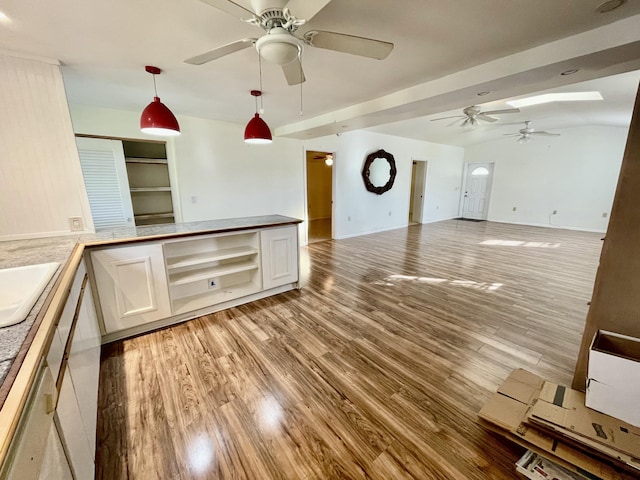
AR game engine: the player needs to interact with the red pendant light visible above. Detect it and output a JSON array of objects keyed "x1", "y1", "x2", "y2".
[
  {"x1": 244, "y1": 90, "x2": 272, "y2": 144},
  {"x1": 140, "y1": 66, "x2": 180, "y2": 137}
]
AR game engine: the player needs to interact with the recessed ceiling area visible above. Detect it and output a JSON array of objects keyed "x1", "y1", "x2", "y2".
[{"x1": 0, "y1": 0, "x2": 639, "y2": 144}]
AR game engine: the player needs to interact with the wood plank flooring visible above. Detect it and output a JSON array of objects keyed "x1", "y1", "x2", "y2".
[{"x1": 97, "y1": 220, "x2": 605, "y2": 479}]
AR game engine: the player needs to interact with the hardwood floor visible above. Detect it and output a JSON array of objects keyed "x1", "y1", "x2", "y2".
[{"x1": 97, "y1": 220, "x2": 604, "y2": 479}]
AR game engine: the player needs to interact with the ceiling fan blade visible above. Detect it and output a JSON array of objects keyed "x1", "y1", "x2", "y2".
[
  {"x1": 482, "y1": 108, "x2": 520, "y2": 115},
  {"x1": 185, "y1": 38, "x2": 257, "y2": 65},
  {"x1": 285, "y1": 0, "x2": 331, "y2": 20},
  {"x1": 532, "y1": 131, "x2": 561, "y2": 136},
  {"x1": 282, "y1": 57, "x2": 305, "y2": 85},
  {"x1": 502, "y1": 133, "x2": 521, "y2": 136},
  {"x1": 477, "y1": 114, "x2": 498, "y2": 123},
  {"x1": 430, "y1": 115, "x2": 465, "y2": 122},
  {"x1": 200, "y1": 0, "x2": 256, "y2": 20},
  {"x1": 303, "y1": 31, "x2": 393, "y2": 60}
]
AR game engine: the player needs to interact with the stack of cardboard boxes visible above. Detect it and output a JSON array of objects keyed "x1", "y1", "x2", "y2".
[{"x1": 478, "y1": 331, "x2": 640, "y2": 480}]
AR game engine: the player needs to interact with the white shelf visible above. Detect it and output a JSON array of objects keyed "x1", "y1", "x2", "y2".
[
  {"x1": 130, "y1": 187, "x2": 172, "y2": 193},
  {"x1": 171, "y1": 282, "x2": 261, "y2": 315},
  {"x1": 125, "y1": 157, "x2": 168, "y2": 165},
  {"x1": 166, "y1": 246, "x2": 258, "y2": 269},
  {"x1": 168, "y1": 260, "x2": 258, "y2": 286}
]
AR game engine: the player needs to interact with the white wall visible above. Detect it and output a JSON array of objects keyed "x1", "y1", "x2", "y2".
[
  {"x1": 0, "y1": 54, "x2": 93, "y2": 239},
  {"x1": 70, "y1": 105, "x2": 305, "y2": 224},
  {"x1": 464, "y1": 125, "x2": 628, "y2": 232},
  {"x1": 304, "y1": 131, "x2": 464, "y2": 239}
]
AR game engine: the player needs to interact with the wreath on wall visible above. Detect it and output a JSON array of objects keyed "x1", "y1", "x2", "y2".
[{"x1": 361, "y1": 149, "x2": 397, "y2": 195}]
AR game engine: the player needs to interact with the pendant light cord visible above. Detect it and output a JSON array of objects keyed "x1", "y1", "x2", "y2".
[
  {"x1": 258, "y1": 54, "x2": 264, "y2": 113},
  {"x1": 152, "y1": 74, "x2": 158, "y2": 97}
]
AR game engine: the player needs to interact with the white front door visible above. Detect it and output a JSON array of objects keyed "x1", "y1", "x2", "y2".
[{"x1": 462, "y1": 163, "x2": 493, "y2": 220}]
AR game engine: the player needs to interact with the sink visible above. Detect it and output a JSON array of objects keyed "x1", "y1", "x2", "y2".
[{"x1": 0, "y1": 262, "x2": 60, "y2": 328}]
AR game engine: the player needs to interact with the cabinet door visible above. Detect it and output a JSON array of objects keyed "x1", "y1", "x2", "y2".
[
  {"x1": 55, "y1": 368, "x2": 94, "y2": 480},
  {"x1": 38, "y1": 427, "x2": 73, "y2": 480},
  {"x1": 91, "y1": 243, "x2": 171, "y2": 333},
  {"x1": 66, "y1": 282, "x2": 101, "y2": 459},
  {"x1": 0, "y1": 365, "x2": 56, "y2": 480},
  {"x1": 260, "y1": 226, "x2": 299, "y2": 290}
]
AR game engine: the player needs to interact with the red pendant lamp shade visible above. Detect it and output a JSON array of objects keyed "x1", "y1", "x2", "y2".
[
  {"x1": 140, "y1": 66, "x2": 180, "y2": 137},
  {"x1": 244, "y1": 90, "x2": 272, "y2": 144}
]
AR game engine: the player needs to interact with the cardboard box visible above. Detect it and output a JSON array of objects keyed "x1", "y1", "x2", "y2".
[
  {"x1": 528, "y1": 381, "x2": 640, "y2": 469},
  {"x1": 587, "y1": 330, "x2": 640, "y2": 427}
]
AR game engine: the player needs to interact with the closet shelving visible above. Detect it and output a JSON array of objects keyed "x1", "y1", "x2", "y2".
[
  {"x1": 123, "y1": 141, "x2": 175, "y2": 226},
  {"x1": 163, "y1": 231, "x2": 262, "y2": 314}
]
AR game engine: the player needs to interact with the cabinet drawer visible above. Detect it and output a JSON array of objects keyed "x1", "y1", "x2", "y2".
[{"x1": 46, "y1": 261, "x2": 86, "y2": 383}]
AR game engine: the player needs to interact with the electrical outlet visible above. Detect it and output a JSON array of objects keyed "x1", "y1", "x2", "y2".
[
  {"x1": 388, "y1": 211, "x2": 392, "y2": 216},
  {"x1": 348, "y1": 216, "x2": 351, "y2": 221},
  {"x1": 512, "y1": 207, "x2": 517, "y2": 212},
  {"x1": 208, "y1": 278, "x2": 220, "y2": 290},
  {"x1": 191, "y1": 195, "x2": 198, "y2": 204},
  {"x1": 69, "y1": 217, "x2": 83, "y2": 231},
  {"x1": 552, "y1": 210, "x2": 557, "y2": 215},
  {"x1": 602, "y1": 212, "x2": 608, "y2": 218}
]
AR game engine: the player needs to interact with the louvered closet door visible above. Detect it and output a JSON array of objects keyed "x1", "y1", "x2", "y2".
[{"x1": 76, "y1": 137, "x2": 134, "y2": 229}]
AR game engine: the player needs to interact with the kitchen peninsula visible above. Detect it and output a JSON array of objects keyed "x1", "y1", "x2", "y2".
[{"x1": 0, "y1": 215, "x2": 301, "y2": 478}]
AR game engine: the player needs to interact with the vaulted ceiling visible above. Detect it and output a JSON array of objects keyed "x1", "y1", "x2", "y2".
[{"x1": 1, "y1": 0, "x2": 639, "y2": 145}]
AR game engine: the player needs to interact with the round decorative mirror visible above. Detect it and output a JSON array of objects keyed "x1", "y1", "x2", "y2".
[{"x1": 362, "y1": 149, "x2": 397, "y2": 195}]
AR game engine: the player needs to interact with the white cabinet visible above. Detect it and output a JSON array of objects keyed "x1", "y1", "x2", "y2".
[
  {"x1": 164, "y1": 231, "x2": 262, "y2": 315},
  {"x1": 0, "y1": 364, "x2": 58, "y2": 480},
  {"x1": 56, "y1": 365, "x2": 94, "y2": 480},
  {"x1": 91, "y1": 243, "x2": 171, "y2": 333},
  {"x1": 261, "y1": 226, "x2": 299, "y2": 289}
]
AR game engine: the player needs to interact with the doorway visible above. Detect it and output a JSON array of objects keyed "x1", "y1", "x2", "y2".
[
  {"x1": 306, "y1": 150, "x2": 333, "y2": 243},
  {"x1": 461, "y1": 162, "x2": 494, "y2": 220},
  {"x1": 409, "y1": 160, "x2": 427, "y2": 224}
]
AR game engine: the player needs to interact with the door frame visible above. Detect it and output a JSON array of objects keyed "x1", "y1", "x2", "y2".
[
  {"x1": 409, "y1": 159, "x2": 428, "y2": 224},
  {"x1": 302, "y1": 149, "x2": 336, "y2": 245},
  {"x1": 459, "y1": 162, "x2": 495, "y2": 220}
]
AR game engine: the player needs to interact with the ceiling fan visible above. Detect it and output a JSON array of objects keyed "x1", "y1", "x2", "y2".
[
  {"x1": 185, "y1": 0, "x2": 394, "y2": 86},
  {"x1": 504, "y1": 121, "x2": 560, "y2": 143},
  {"x1": 431, "y1": 105, "x2": 520, "y2": 127}
]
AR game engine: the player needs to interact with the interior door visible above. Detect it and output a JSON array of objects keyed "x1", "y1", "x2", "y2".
[
  {"x1": 462, "y1": 163, "x2": 493, "y2": 220},
  {"x1": 76, "y1": 137, "x2": 134, "y2": 229},
  {"x1": 410, "y1": 160, "x2": 427, "y2": 223}
]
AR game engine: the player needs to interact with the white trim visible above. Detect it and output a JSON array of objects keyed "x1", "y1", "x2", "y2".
[
  {"x1": 336, "y1": 224, "x2": 409, "y2": 239},
  {"x1": 490, "y1": 219, "x2": 606, "y2": 234},
  {"x1": 0, "y1": 48, "x2": 60, "y2": 65}
]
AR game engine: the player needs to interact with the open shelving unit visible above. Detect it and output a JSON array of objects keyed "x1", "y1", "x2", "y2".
[
  {"x1": 123, "y1": 141, "x2": 175, "y2": 226},
  {"x1": 164, "y1": 231, "x2": 261, "y2": 315}
]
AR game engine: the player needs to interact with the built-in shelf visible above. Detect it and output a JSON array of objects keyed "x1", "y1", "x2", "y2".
[
  {"x1": 130, "y1": 187, "x2": 172, "y2": 193},
  {"x1": 125, "y1": 157, "x2": 168, "y2": 165},
  {"x1": 168, "y1": 260, "x2": 258, "y2": 287},
  {"x1": 166, "y1": 246, "x2": 258, "y2": 270},
  {"x1": 123, "y1": 140, "x2": 174, "y2": 227},
  {"x1": 134, "y1": 212, "x2": 175, "y2": 221}
]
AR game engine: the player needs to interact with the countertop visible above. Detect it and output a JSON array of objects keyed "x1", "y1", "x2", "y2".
[{"x1": 0, "y1": 215, "x2": 300, "y2": 389}]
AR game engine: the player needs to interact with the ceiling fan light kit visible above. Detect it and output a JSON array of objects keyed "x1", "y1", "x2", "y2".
[
  {"x1": 255, "y1": 27, "x2": 301, "y2": 65},
  {"x1": 244, "y1": 90, "x2": 273, "y2": 144},
  {"x1": 139, "y1": 66, "x2": 180, "y2": 136}
]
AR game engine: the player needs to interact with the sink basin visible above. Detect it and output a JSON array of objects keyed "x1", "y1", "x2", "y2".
[{"x1": 0, "y1": 262, "x2": 60, "y2": 328}]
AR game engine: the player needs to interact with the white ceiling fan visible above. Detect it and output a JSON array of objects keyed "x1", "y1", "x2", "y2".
[
  {"x1": 185, "y1": 0, "x2": 394, "y2": 86},
  {"x1": 431, "y1": 105, "x2": 520, "y2": 127},
  {"x1": 504, "y1": 121, "x2": 560, "y2": 143}
]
